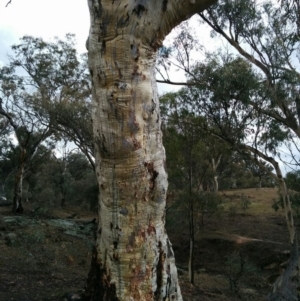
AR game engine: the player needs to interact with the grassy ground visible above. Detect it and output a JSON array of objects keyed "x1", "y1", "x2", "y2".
[{"x1": 0, "y1": 187, "x2": 297, "y2": 301}]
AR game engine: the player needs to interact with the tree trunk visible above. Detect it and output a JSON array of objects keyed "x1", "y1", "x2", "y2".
[
  {"x1": 268, "y1": 236, "x2": 299, "y2": 301},
  {"x1": 211, "y1": 156, "x2": 221, "y2": 192},
  {"x1": 12, "y1": 146, "x2": 27, "y2": 214},
  {"x1": 267, "y1": 176, "x2": 299, "y2": 301},
  {"x1": 188, "y1": 162, "x2": 194, "y2": 284},
  {"x1": 188, "y1": 195, "x2": 195, "y2": 285},
  {"x1": 242, "y1": 146, "x2": 299, "y2": 301},
  {"x1": 84, "y1": 0, "x2": 216, "y2": 300},
  {"x1": 12, "y1": 163, "x2": 24, "y2": 214}
]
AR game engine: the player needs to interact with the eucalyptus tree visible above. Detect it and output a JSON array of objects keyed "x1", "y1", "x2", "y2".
[
  {"x1": 174, "y1": 51, "x2": 299, "y2": 300},
  {"x1": 82, "y1": 1, "x2": 218, "y2": 300},
  {"x1": 0, "y1": 66, "x2": 54, "y2": 213},
  {"x1": 0, "y1": 35, "x2": 93, "y2": 212},
  {"x1": 160, "y1": 92, "x2": 230, "y2": 284},
  {"x1": 198, "y1": 2, "x2": 300, "y2": 297},
  {"x1": 199, "y1": 0, "x2": 300, "y2": 146}
]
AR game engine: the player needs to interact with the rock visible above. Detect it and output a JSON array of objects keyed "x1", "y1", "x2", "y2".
[
  {"x1": 2, "y1": 216, "x2": 30, "y2": 226},
  {"x1": 4, "y1": 232, "x2": 17, "y2": 246},
  {"x1": 0, "y1": 197, "x2": 12, "y2": 206},
  {"x1": 67, "y1": 213, "x2": 77, "y2": 219},
  {"x1": 197, "y1": 268, "x2": 206, "y2": 273},
  {"x1": 64, "y1": 292, "x2": 83, "y2": 301},
  {"x1": 240, "y1": 288, "x2": 257, "y2": 296}
]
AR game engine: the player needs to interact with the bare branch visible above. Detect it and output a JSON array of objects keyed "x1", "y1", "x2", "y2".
[{"x1": 156, "y1": 79, "x2": 196, "y2": 86}]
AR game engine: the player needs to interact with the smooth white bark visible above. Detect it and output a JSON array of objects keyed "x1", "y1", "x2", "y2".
[{"x1": 86, "y1": 1, "x2": 217, "y2": 299}]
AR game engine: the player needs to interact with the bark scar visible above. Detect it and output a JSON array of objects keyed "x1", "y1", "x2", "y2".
[{"x1": 144, "y1": 162, "x2": 159, "y2": 190}]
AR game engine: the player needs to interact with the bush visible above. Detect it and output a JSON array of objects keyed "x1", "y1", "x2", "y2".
[
  {"x1": 225, "y1": 252, "x2": 258, "y2": 293},
  {"x1": 240, "y1": 194, "x2": 251, "y2": 213}
]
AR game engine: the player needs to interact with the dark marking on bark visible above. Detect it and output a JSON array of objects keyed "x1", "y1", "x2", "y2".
[
  {"x1": 144, "y1": 162, "x2": 159, "y2": 190},
  {"x1": 131, "y1": 65, "x2": 141, "y2": 81},
  {"x1": 147, "y1": 224, "x2": 156, "y2": 236},
  {"x1": 101, "y1": 41, "x2": 106, "y2": 54},
  {"x1": 113, "y1": 241, "x2": 118, "y2": 249},
  {"x1": 132, "y1": 137, "x2": 141, "y2": 150},
  {"x1": 110, "y1": 222, "x2": 113, "y2": 231},
  {"x1": 113, "y1": 252, "x2": 119, "y2": 261},
  {"x1": 128, "y1": 112, "x2": 140, "y2": 133},
  {"x1": 91, "y1": 0, "x2": 103, "y2": 19},
  {"x1": 162, "y1": 0, "x2": 168, "y2": 11},
  {"x1": 134, "y1": 202, "x2": 138, "y2": 215},
  {"x1": 83, "y1": 246, "x2": 120, "y2": 301},
  {"x1": 130, "y1": 43, "x2": 140, "y2": 61},
  {"x1": 151, "y1": 99, "x2": 156, "y2": 114},
  {"x1": 128, "y1": 231, "x2": 135, "y2": 247},
  {"x1": 117, "y1": 13, "x2": 130, "y2": 28},
  {"x1": 100, "y1": 142, "x2": 109, "y2": 156},
  {"x1": 98, "y1": 228, "x2": 102, "y2": 235},
  {"x1": 119, "y1": 207, "x2": 128, "y2": 216},
  {"x1": 132, "y1": 4, "x2": 146, "y2": 18},
  {"x1": 117, "y1": 67, "x2": 123, "y2": 79},
  {"x1": 89, "y1": 69, "x2": 93, "y2": 77},
  {"x1": 154, "y1": 241, "x2": 166, "y2": 300},
  {"x1": 150, "y1": 34, "x2": 163, "y2": 51}
]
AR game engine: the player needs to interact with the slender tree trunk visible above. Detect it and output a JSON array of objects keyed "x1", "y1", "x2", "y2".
[
  {"x1": 211, "y1": 155, "x2": 221, "y2": 192},
  {"x1": 231, "y1": 177, "x2": 237, "y2": 189},
  {"x1": 241, "y1": 146, "x2": 299, "y2": 301},
  {"x1": 83, "y1": 1, "x2": 216, "y2": 300},
  {"x1": 188, "y1": 166, "x2": 194, "y2": 284},
  {"x1": 12, "y1": 163, "x2": 24, "y2": 213},
  {"x1": 12, "y1": 146, "x2": 27, "y2": 214},
  {"x1": 213, "y1": 176, "x2": 218, "y2": 192},
  {"x1": 268, "y1": 174, "x2": 299, "y2": 301}
]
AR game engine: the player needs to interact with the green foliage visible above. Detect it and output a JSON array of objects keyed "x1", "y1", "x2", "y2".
[
  {"x1": 272, "y1": 171, "x2": 300, "y2": 217},
  {"x1": 22, "y1": 231, "x2": 46, "y2": 245},
  {"x1": 198, "y1": 0, "x2": 300, "y2": 164},
  {"x1": 273, "y1": 192, "x2": 300, "y2": 218},
  {"x1": 240, "y1": 194, "x2": 251, "y2": 213},
  {"x1": 166, "y1": 190, "x2": 223, "y2": 231},
  {"x1": 285, "y1": 171, "x2": 300, "y2": 192},
  {"x1": 0, "y1": 34, "x2": 93, "y2": 209},
  {"x1": 225, "y1": 252, "x2": 258, "y2": 293}
]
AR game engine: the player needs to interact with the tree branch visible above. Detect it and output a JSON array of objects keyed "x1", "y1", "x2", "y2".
[{"x1": 156, "y1": 79, "x2": 196, "y2": 86}]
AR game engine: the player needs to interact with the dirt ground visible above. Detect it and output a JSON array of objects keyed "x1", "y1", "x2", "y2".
[{"x1": 0, "y1": 188, "x2": 297, "y2": 301}]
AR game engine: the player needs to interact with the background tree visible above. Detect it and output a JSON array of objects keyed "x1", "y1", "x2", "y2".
[
  {"x1": 0, "y1": 34, "x2": 93, "y2": 212},
  {"x1": 161, "y1": 93, "x2": 230, "y2": 283}
]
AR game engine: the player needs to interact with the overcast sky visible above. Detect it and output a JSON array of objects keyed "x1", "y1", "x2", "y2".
[
  {"x1": 0, "y1": 1, "x2": 221, "y2": 92},
  {"x1": 0, "y1": 0, "x2": 90, "y2": 65},
  {"x1": 0, "y1": 1, "x2": 295, "y2": 172}
]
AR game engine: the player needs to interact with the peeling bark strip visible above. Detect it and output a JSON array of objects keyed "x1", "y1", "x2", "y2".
[{"x1": 85, "y1": 0, "x2": 217, "y2": 300}]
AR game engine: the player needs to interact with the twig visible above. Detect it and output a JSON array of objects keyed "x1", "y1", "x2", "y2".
[{"x1": 6, "y1": 0, "x2": 12, "y2": 7}]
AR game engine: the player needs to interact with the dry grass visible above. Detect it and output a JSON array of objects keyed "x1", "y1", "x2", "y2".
[{"x1": 221, "y1": 187, "x2": 281, "y2": 215}]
